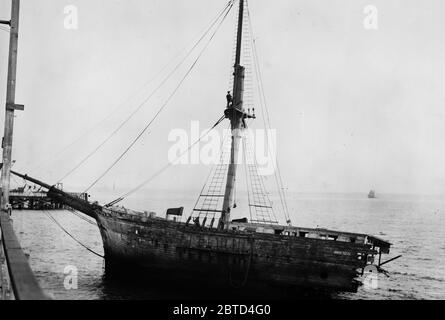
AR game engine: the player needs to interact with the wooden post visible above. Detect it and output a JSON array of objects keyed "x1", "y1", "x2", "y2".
[
  {"x1": 1, "y1": 0, "x2": 23, "y2": 211},
  {"x1": 0, "y1": 2, "x2": 49, "y2": 300}
]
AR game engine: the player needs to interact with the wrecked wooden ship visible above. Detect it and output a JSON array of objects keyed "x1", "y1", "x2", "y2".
[{"x1": 9, "y1": 0, "x2": 398, "y2": 293}]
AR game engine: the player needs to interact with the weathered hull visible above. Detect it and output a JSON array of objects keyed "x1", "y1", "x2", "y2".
[
  {"x1": 12, "y1": 171, "x2": 391, "y2": 295},
  {"x1": 96, "y1": 212, "x2": 371, "y2": 293}
]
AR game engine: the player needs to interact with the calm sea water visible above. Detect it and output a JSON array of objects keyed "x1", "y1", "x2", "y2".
[{"x1": 10, "y1": 191, "x2": 445, "y2": 300}]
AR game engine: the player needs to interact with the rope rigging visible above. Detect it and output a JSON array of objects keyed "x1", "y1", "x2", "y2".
[
  {"x1": 56, "y1": 0, "x2": 235, "y2": 184},
  {"x1": 184, "y1": 0, "x2": 281, "y2": 227},
  {"x1": 31, "y1": 55, "x2": 182, "y2": 175},
  {"x1": 242, "y1": 124, "x2": 279, "y2": 225},
  {"x1": 106, "y1": 114, "x2": 227, "y2": 206},
  {"x1": 242, "y1": 124, "x2": 253, "y2": 222},
  {"x1": 67, "y1": 208, "x2": 97, "y2": 226},
  {"x1": 187, "y1": 123, "x2": 231, "y2": 225},
  {"x1": 83, "y1": 2, "x2": 235, "y2": 194},
  {"x1": 43, "y1": 210, "x2": 104, "y2": 259},
  {"x1": 246, "y1": 3, "x2": 292, "y2": 225},
  {"x1": 25, "y1": 1, "x2": 233, "y2": 177}
]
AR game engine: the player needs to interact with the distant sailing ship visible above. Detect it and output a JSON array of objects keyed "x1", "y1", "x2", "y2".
[
  {"x1": 6, "y1": 0, "x2": 400, "y2": 294},
  {"x1": 368, "y1": 190, "x2": 376, "y2": 199}
]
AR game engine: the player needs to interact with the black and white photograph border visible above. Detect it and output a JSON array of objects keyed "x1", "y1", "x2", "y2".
[{"x1": 0, "y1": 0, "x2": 444, "y2": 303}]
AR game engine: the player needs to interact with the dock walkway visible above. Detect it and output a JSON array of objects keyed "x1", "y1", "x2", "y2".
[{"x1": 0, "y1": 210, "x2": 49, "y2": 300}]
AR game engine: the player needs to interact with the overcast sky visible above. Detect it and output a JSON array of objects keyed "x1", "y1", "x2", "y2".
[{"x1": 1, "y1": 0, "x2": 445, "y2": 201}]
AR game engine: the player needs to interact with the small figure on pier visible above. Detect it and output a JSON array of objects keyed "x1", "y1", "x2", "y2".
[{"x1": 226, "y1": 91, "x2": 233, "y2": 108}]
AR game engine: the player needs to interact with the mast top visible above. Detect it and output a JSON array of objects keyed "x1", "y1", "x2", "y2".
[{"x1": 234, "y1": 0, "x2": 244, "y2": 68}]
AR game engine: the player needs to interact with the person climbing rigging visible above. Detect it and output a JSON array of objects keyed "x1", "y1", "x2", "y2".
[{"x1": 226, "y1": 91, "x2": 233, "y2": 108}]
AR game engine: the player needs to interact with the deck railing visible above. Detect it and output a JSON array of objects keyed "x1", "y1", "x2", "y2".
[{"x1": 0, "y1": 210, "x2": 49, "y2": 300}]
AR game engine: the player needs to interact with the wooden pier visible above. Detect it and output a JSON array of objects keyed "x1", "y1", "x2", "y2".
[
  {"x1": 9, "y1": 188, "x2": 89, "y2": 210},
  {"x1": 0, "y1": 210, "x2": 49, "y2": 299}
]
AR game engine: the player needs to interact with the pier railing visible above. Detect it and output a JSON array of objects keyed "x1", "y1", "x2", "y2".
[{"x1": 0, "y1": 210, "x2": 49, "y2": 300}]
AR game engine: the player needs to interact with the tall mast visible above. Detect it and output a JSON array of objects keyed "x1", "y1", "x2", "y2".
[
  {"x1": 220, "y1": 0, "x2": 247, "y2": 229},
  {"x1": 234, "y1": 0, "x2": 244, "y2": 67},
  {"x1": 1, "y1": 0, "x2": 24, "y2": 211}
]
